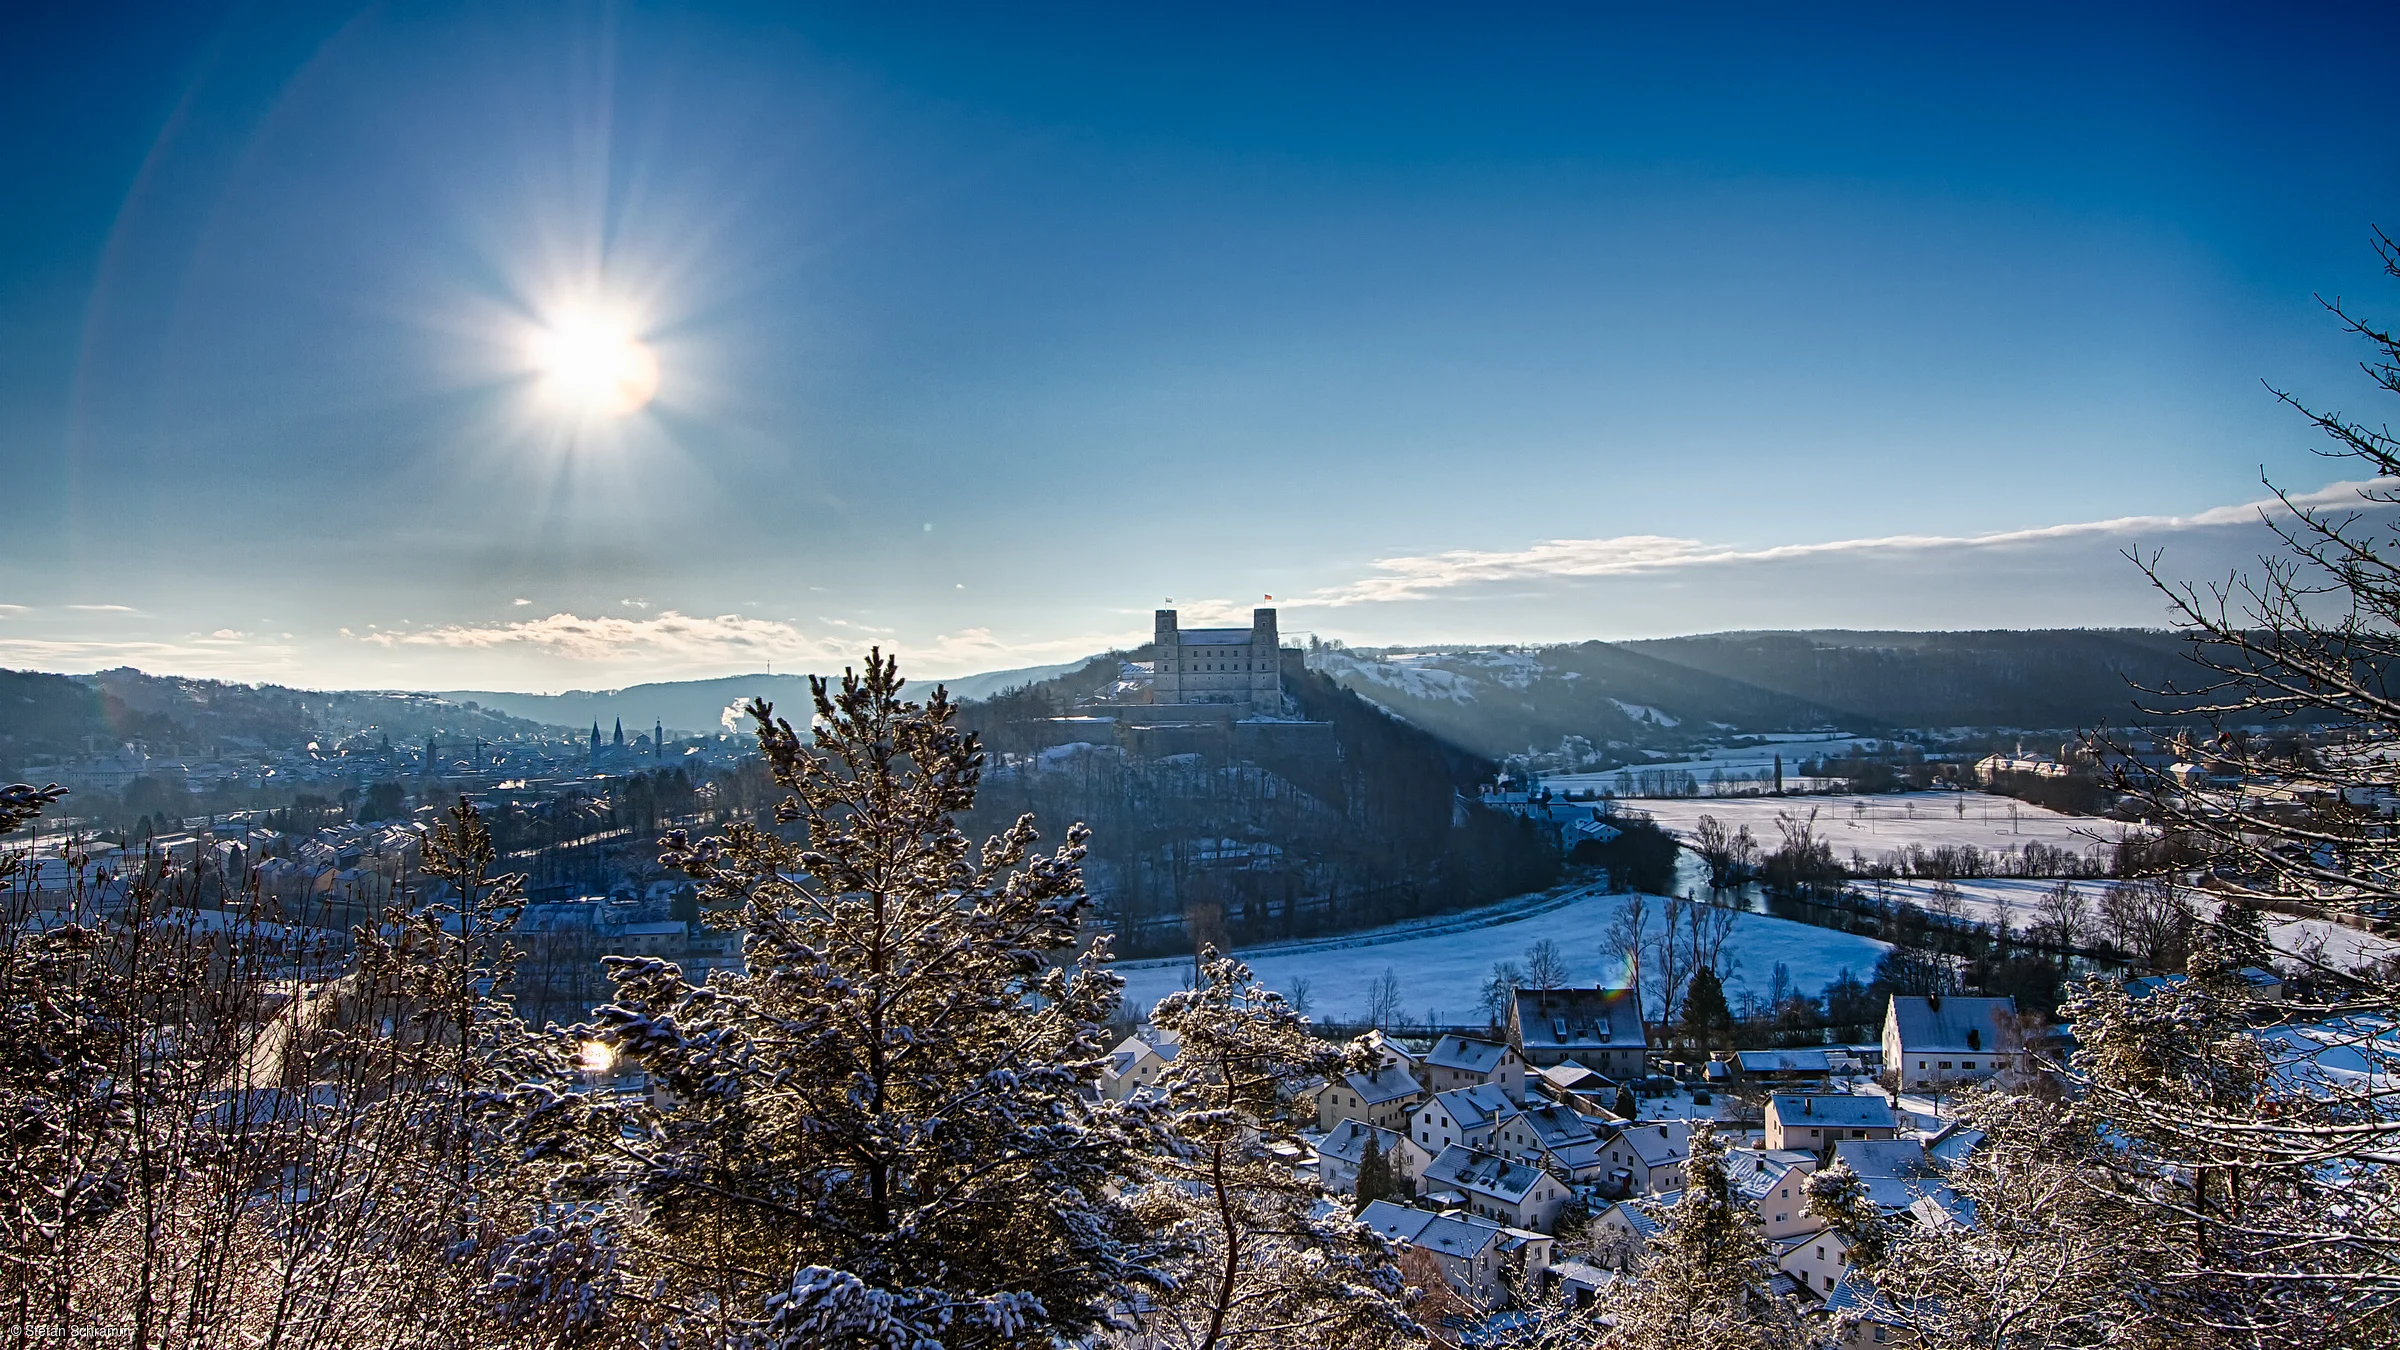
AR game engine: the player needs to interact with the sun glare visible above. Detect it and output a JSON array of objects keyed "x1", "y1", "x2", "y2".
[{"x1": 531, "y1": 310, "x2": 660, "y2": 416}]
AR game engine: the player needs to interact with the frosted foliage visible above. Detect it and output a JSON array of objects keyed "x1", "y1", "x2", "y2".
[
  {"x1": 1111, "y1": 951, "x2": 1416, "y2": 1350},
  {"x1": 526, "y1": 652, "x2": 1163, "y2": 1348}
]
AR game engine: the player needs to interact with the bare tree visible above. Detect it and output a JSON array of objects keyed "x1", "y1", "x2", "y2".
[
  {"x1": 1478, "y1": 960, "x2": 1525, "y2": 1026},
  {"x1": 2033, "y1": 878, "x2": 2090, "y2": 951},
  {"x1": 1363, "y1": 967, "x2": 1406, "y2": 1031},
  {"x1": 1524, "y1": 937, "x2": 1571, "y2": 995},
  {"x1": 1287, "y1": 975, "x2": 1314, "y2": 1015}
]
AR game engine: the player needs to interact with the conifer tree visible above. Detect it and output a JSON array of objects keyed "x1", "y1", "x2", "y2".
[
  {"x1": 1134, "y1": 949, "x2": 1416, "y2": 1350},
  {"x1": 1682, "y1": 967, "x2": 1736, "y2": 1051},
  {"x1": 1598, "y1": 1121, "x2": 1809, "y2": 1350},
  {"x1": 1354, "y1": 1134, "x2": 1390, "y2": 1210},
  {"x1": 536, "y1": 654, "x2": 1161, "y2": 1348}
]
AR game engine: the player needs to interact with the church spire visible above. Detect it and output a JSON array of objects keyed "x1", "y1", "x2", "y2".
[{"x1": 613, "y1": 717, "x2": 625, "y2": 749}]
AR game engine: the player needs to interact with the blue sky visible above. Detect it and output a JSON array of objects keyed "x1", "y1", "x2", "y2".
[{"x1": 3, "y1": 3, "x2": 2397, "y2": 689}]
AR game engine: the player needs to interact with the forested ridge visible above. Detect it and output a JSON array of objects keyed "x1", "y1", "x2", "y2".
[{"x1": 959, "y1": 662, "x2": 1560, "y2": 957}]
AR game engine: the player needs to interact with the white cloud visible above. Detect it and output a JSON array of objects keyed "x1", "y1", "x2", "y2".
[
  {"x1": 0, "y1": 636, "x2": 302, "y2": 677},
  {"x1": 1297, "y1": 478, "x2": 2394, "y2": 608},
  {"x1": 512, "y1": 597, "x2": 532, "y2": 606},
  {"x1": 66, "y1": 603, "x2": 136, "y2": 613},
  {"x1": 361, "y1": 610, "x2": 831, "y2": 663}
]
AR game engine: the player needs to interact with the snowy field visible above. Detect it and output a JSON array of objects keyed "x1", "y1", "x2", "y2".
[
  {"x1": 1637, "y1": 792, "x2": 2135, "y2": 857},
  {"x1": 1112, "y1": 887, "x2": 1889, "y2": 1028},
  {"x1": 1864, "y1": 876, "x2": 2400, "y2": 971}
]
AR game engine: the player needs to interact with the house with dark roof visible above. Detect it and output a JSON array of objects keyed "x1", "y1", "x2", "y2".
[
  {"x1": 1508, "y1": 987, "x2": 1646, "y2": 1077},
  {"x1": 1314, "y1": 1064, "x2": 1423, "y2": 1132},
  {"x1": 1763, "y1": 1093, "x2": 1899, "y2": 1150},
  {"x1": 1882, "y1": 994, "x2": 2026, "y2": 1090},
  {"x1": 1598, "y1": 1119, "x2": 1693, "y2": 1196},
  {"x1": 1734, "y1": 1047, "x2": 1834, "y2": 1084},
  {"x1": 1412, "y1": 1083, "x2": 1519, "y2": 1153},
  {"x1": 1317, "y1": 1119, "x2": 1433, "y2": 1197},
  {"x1": 1501, "y1": 1098, "x2": 1609, "y2": 1181},
  {"x1": 1356, "y1": 1199, "x2": 1554, "y2": 1310},
  {"x1": 1422, "y1": 1033, "x2": 1527, "y2": 1102},
  {"x1": 1421, "y1": 1144, "x2": 1574, "y2": 1232}
]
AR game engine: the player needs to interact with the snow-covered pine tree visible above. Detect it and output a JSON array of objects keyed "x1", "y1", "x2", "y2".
[
  {"x1": 1128, "y1": 949, "x2": 1415, "y2": 1350},
  {"x1": 545, "y1": 653, "x2": 1161, "y2": 1348},
  {"x1": 1596, "y1": 1121, "x2": 1811, "y2": 1350}
]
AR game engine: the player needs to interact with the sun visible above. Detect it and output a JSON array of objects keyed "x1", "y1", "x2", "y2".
[{"x1": 530, "y1": 309, "x2": 660, "y2": 416}]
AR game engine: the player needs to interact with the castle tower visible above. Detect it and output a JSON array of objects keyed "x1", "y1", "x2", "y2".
[
  {"x1": 1154, "y1": 609, "x2": 1182, "y2": 704},
  {"x1": 1251, "y1": 608, "x2": 1280, "y2": 712},
  {"x1": 655, "y1": 719, "x2": 664, "y2": 758}
]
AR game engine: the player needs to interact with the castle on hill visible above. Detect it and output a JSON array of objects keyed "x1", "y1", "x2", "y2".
[{"x1": 1151, "y1": 608, "x2": 1284, "y2": 715}]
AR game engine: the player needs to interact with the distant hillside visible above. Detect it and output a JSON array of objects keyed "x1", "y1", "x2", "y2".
[
  {"x1": 1313, "y1": 629, "x2": 2209, "y2": 763},
  {"x1": 440, "y1": 660, "x2": 1086, "y2": 737},
  {"x1": 0, "y1": 667, "x2": 555, "y2": 763},
  {"x1": 954, "y1": 655, "x2": 1560, "y2": 956},
  {"x1": 1623, "y1": 629, "x2": 2202, "y2": 729}
]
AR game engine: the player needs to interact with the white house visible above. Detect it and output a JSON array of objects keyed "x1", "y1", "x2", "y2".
[
  {"x1": 1496, "y1": 1097, "x2": 1609, "y2": 1182},
  {"x1": 1421, "y1": 1145, "x2": 1574, "y2": 1233},
  {"x1": 1422, "y1": 1034, "x2": 1528, "y2": 1102},
  {"x1": 1763, "y1": 1093, "x2": 1899, "y2": 1151},
  {"x1": 1356, "y1": 1200, "x2": 1554, "y2": 1310},
  {"x1": 1316, "y1": 1064, "x2": 1423, "y2": 1131},
  {"x1": 1317, "y1": 1119, "x2": 1432, "y2": 1197},
  {"x1": 1777, "y1": 1225, "x2": 1861, "y2": 1299},
  {"x1": 1588, "y1": 1192, "x2": 1676, "y2": 1270},
  {"x1": 1722, "y1": 1146, "x2": 1822, "y2": 1241},
  {"x1": 1599, "y1": 1120, "x2": 1693, "y2": 1196},
  {"x1": 1882, "y1": 994, "x2": 2024, "y2": 1090},
  {"x1": 1100, "y1": 1033, "x2": 1179, "y2": 1102},
  {"x1": 1412, "y1": 1083, "x2": 1518, "y2": 1153}
]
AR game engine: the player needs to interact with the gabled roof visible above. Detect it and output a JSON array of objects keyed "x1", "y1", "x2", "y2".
[
  {"x1": 1832, "y1": 1139, "x2": 1929, "y2": 1181},
  {"x1": 1885, "y1": 995, "x2": 2018, "y2": 1055},
  {"x1": 1821, "y1": 1273, "x2": 1907, "y2": 1326},
  {"x1": 1768, "y1": 1094, "x2": 1897, "y2": 1131},
  {"x1": 1722, "y1": 1147, "x2": 1819, "y2": 1203},
  {"x1": 1539, "y1": 1061, "x2": 1610, "y2": 1093},
  {"x1": 1610, "y1": 1119, "x2": 1693, "y2": 1169},
  {"x1": 1597, "y1": 1193, "x2": 1676, "y2": 1240},
  {"x1": 1831, "y1": 1138, "x2": 1963, "y2": 1216},
  {"x1": 1736, "y1": 1048, "x2": 1832, "y2": 1074},
  {"x1": 1336, "y1": 1065, "x2": 1423, "y2": 1106},
  {"x1": 1516, "y1": 1100, "x2": 1601, "y2": 1151},
  {"x1": 1424, "y1": 1083, "x2": 1518, "y2": 1131},
  {"x1": 1320, "y1": 1119, "x2": 1413, "y2": 1167},
  {"x1": 1513, "y1": 987, "x2": 1644, "y2": 1051},
  {"x1": 1425, "y1": 1034, "x2": 1515, "y2": 1074},
  {"x1": 1424, "y1": 1145, "x2": 1550, "y2": 1203},
  {"x1": 1357, "y1": 1199, "x2": 1508, "y2": 1259},
  {"x1": 1925, "y1": 1125, "x2": 1986, "y2": 1167}
]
